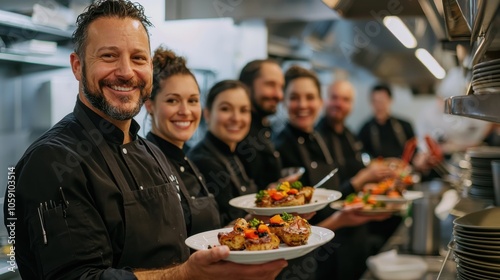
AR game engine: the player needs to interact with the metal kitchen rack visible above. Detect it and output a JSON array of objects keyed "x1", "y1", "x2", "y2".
[
  {"x1": 443, "y1": 0, "x2": 500, "y2": 123},
  {"x1": 0, "y1": 9, "x2": 73, "y2": 68}
]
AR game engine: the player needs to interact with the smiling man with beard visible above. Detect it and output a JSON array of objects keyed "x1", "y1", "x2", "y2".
[
  {"x1": 4, "y1": 1, "x2": 287, "y2": 280},
  {"x1": 236, "y1": 59, "x2": 285, "y2": 189}
]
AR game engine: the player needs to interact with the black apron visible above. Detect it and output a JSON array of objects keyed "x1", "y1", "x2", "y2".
[
  {"x1": 74, "y1": 103, "x2": 190, "y2": 268},
  {"x1": 204, "y1": 139, "x2": 257, "y2": 197},
  {"x1": 146, "y1": 134, "x2": 221, "y2": 235},
  {"x1": 283, "y1": 128, "x2": 339, "y2": 190},
  {"x1": 370, "y1": 118, "x2": 407, "y2": 157},
  {"x1": 181, "y1": 157, "x2": 222, "y2": 234}
]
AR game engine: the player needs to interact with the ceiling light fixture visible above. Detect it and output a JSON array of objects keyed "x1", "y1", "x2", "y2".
[
  {"x1": 383, "y1": 16, "x2": 417, "y2": 48},
  {"x1": 415, "y1": 48, "x2": 446, "y2": 79}
]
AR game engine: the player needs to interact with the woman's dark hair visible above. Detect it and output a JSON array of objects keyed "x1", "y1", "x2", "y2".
[
  {"x1": 371, "y1": 84, "x2": 392, "y2": 99},
  {"x1": 284, "y1": 65, "x2": 322, "y2": 98},
  {"x1": 205, "y1": 80, "x2": 250, "y2": 110},
  {"x1": 72, "y1": 0, "x2": 153, "y2": 58},
  {"x1": 151, "y1": 46, "x2": 199, "y2": 100},
  {"x1": 238, "y1": 59, "x2": 280, "y2": 93}
]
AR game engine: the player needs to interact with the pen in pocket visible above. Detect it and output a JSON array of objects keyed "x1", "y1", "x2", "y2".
[{"x1": 37, "y1": 203, "x2": 47, "y2": 245}]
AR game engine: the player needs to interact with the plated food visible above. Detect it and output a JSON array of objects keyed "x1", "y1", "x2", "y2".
[
  {"x1": 185, "y1": 225, "x2": 335, "y2": 264},
  {"x1": 363, "y1": 178, "x2": 405, "y2": 197},
  {"x1": 255, "y1": 181, "x2": 314, "y2": 207},
  {"x1": 229, "y1": 188, "x2": 342, "y2": 215},
  {"x1": 218, "y1": 213, "x2": 312, "y2": 251},
  {"x1": 330, "y1": 193, "x2": 407, "y2": 215}
]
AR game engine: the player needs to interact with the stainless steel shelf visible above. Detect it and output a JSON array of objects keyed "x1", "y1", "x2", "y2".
[
  {"x1": 0, "y1": 10, "x2": 73, "y2": 42},
  {"x1": 444, "y1": 93, "x2": 500, "y2": 123},
  {"x1": 0, "y1": 46, "x2": 71, "y2": 68},
  {"x1": 444, "y1": 1, "x2": 500, "y2": 123}
]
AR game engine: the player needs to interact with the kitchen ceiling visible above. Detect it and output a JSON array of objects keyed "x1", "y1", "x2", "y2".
[
  {"x1": 165, "y1": 0, "x2": 456, "y2": 94},
  {"x1": 0, "y1": 0, "x2": 456, "y2": 93}
]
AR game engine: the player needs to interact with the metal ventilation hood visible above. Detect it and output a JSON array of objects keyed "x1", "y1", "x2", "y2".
[
  {"x1": 174, "y1": 0, "x2": 453, "y2": 94},
  {"x1": 317, "y1": 0, "x2": 455, "y2": 93}
]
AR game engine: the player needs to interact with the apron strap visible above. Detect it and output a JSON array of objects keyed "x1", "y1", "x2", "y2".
[
  {"x1": 312, "y1": 131, "x2": 334, "y2": 165},
  {"x1": 344, "y1": 129, "x2": 364, "y2": 164},
  {"x1": 185, "y1": 157, "x2": 212, "y2": 197},
  {"x1": 390, "y1": 118, "x2": 407, "y2": 149},
  {"x1": 369, "y1": 121, "x2": 381, "y2": 157}
]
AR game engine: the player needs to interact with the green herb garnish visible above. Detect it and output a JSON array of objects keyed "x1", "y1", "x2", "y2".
[
  {"x1": 291, "y1": 181, "x2": 303, "y2": 190},
  {"x1": 248, "y1": 218, "x2": 262, "y2": 228},
  {"x1": 345, "y1": 193, "x2": 357, "y2": 203},
  {"x1": 255, "y1": 190, "x2": 267, "y2": 201},
  {"x1": 281, "y1": 212, "x2": 294, "y2": 222}
]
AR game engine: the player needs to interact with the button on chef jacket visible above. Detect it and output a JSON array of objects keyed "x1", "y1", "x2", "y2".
[{"x1": 5, "y1": 98, "x2": 189, "y2": 280}]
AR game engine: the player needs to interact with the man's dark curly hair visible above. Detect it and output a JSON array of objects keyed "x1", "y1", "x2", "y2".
[{"x1": 72, "y1": 0, "x2": 153, "y2": 58}]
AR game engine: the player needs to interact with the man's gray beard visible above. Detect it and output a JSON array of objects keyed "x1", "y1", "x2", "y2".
[{"x1": 82, "y1": 74, "x2": 147, "y2": 121}]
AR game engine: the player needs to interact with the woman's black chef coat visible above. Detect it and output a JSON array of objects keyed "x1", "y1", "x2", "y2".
[
  {"x1": 7, "y1": 98, "x2": 189, "y2": 280},
  {"x1": 274, "y1": 123, "x2": 341, "y2": 224},
  {"x1": 188, "y1": 132, "x2": 257, "y2": 225},
  {"x1": 146, "y1": 132, "x2": 222, "y2": 235},
  {"x1": 274, "y1": 122, "x2": 371, "y2": 280}
]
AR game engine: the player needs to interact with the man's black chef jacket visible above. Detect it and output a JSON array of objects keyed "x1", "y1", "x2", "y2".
[
  {"x1": 5, "y1": 98, "x2": 189, "y2": 279},
  {"x1": 358, "y1": 116, "x2": 415, "y2": 158}
]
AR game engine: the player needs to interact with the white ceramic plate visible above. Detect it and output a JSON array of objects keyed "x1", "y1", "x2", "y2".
[
  {"x1": 329, "y1": 200, "x2": 406, "y2": 215},
  {"x1": 229, "y1": 188, "x2": 342, "y2": 215},
  {"x1": 185, "y1": 226, "x2": 335, "y2": 264}
]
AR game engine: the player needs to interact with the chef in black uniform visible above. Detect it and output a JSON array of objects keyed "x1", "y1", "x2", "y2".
[
  {"x1": 188, "y1": 80, "x2": 258, "y2": 226},
  {"x1": 358, "y1": 84, "x2": 415, "y2": 159},
  {"x1": 4, "y1": 1, "x2": 287, "y2": 279},
  {"x1": 316, "y1": 80, "x2": 395, "y2": 279},
  {"x1": 358, "y1": 84, "x2": 415, "y2": 251},
  {"x1": 236, "y1": 59, "x2": 285, "y2": 189},
  {"x1": 275, "y1": 67, "x2": 391, "y2": 280},
  {"x1": 145, "y1": 47, "x2": 221, "y2": 236}
]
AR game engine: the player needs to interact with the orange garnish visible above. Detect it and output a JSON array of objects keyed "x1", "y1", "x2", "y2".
[
  {"x1": 270, "y1": 215, "x2": 284, "y2": 225},
  {"x1": 244, "y1": 229, "x2": 259, "y2": 239},
  {"x1": 257, "y1": 224, "x2": 269, "y2": 233}
]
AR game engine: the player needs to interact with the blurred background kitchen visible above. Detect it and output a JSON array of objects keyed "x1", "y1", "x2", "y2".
[{"x1": 1, "y1": 0, "x2": 499, "y2": 279}]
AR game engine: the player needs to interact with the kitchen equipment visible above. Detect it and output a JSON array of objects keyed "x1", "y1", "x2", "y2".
[
  {"x1": 313, "y1": 168, "x2": 338, "y2": 189},
  {"x1": 409, "y1": 180, "x2": 450, "y2": 255}
]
